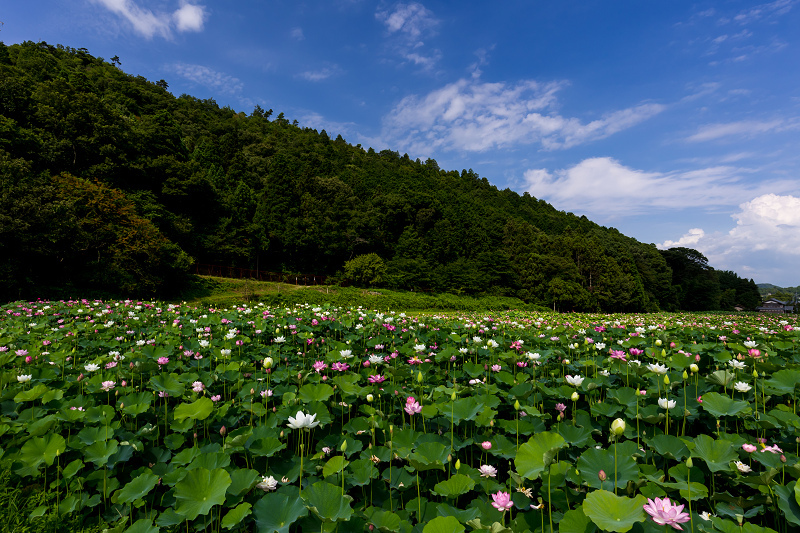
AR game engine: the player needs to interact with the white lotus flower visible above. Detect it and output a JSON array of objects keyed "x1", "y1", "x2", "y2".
[
  {"x1": 729, "y1": 360, "x2": 746, "y2": 370},
  {"x1": 743, "y1": 341, "x2": 758, "y2": 349},
  {"x1": 735, "y1": 461, "x2": 751, "y2": 473},
  {"x1": 274, "y1": 336, "x2": 286, "y2": 343},
  {"x1": 85, "y1": 363, "x2": 100, "y2": 372},
  {"x1": 17, "y1": 374, "x2": 32, "y2": 383},
  {"x1": 413, "y1": 344, "x2": 426, "y2": 352},
  {"x1": 565, "y1": 375, "x2": 584, "y2": 387},
  {"x1": 734, "y1": 382, "x2": 752, "y2": 393},
  {"x1": 256, "y1": 475, "x2": 278, "y2": 491},
  {"x1": 658, "y1": 398, "x2": 676, "y2": 410},
  {"x1": 287, "y1": 411, "x2": 320, "y2": 430},
  {"x1": 340, "y1": 349, "x2": 353, "y2": 358},
  {"x1": 647, "y1": 363, "x2": 667, "y2": 375}
]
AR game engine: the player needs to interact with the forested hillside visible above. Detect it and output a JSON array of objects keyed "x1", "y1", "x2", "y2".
[{"x1": 0, "y1": 41, "x2": 761, "y2": 311}]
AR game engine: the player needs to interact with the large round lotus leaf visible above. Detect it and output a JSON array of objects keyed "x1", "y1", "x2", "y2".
[
  {"x1": 298, "y1": 383, "x2": 334, "y2": 402},
  {"x1": 700, "y1": 392, "x2": 751, "y2": 418},
  {"x1": 123, "y1": 518, "x2": 159, "y2": 533},
  {"x1": 577, "y1": 447, "x2": 638, "y2": 491},
  {"x1": 248, "y1": 437, "x2": 286, "y2": 457},
  {"x1": 647, "y1": 434, "x2": 690, "y2": 461},
  {"x1": 560, "y1": 507, "x2": 598, "y2": 533},
  {"x1": 117, "y1": 472, "x2": 160, "y2": 504},
  {"x1": 767, "y1": 369, "x2": 800, "y2": 394},
  {"x1": 150, "y1": 373, "x2": 185, "y2": 397},
  {"x1": 450, "y1": 397, "x2": 483, "y2": 423},
  {"x1": 692, "y1": 434, "x2": 737, "y2": 472},
  {"x1": 18, "y1": 433, "x2": 65, "y2": 469},
  {"x1": 227, "y1": 468, "x2": 260, "y2": 496},
  {"x1": 422, "y1": 516, "x2": 465, "y2": 533},
  {"x1": 322, "y1": 455, "x2": 349, "y2": 478},
  {"x1": 773, "y1": 482, "x2": 800, "y2": 526},
  {"x1": 514, "y1": 431, "x2": 566, "y2": 480},
  {"x1": 173, "y1": 396, "x2": 214, "y2": 422},
  {"x1": 301, "y1": 480, "x2": 354, "y2": 523},
  {"x1": 348, "y1": 458, "x2": 379, "y2": 486},
  {"x1": 83, "y1": 439, "x2": 119, "y2": 466},
  {"x1": 221, "y1": 502, "x2": 252, "y2": 530},
  {"x1": 582, "y1": 489, "x2": 646, "y2": 533},
  {"x1": 364, "y1": 507, "x2": 402, "y2": 533},
  {"x1": 408, "y1": 442, "x2": 449, "y2": 472},
  {"x1": 174, "y1": 467, "x2": 231, "y2": 521},
  {"x1": 432, "y1": 473, "x2": 476, "y2": 498},
  {"x1": 253, "y1": 490, "x2": 309, "y2": 532}
]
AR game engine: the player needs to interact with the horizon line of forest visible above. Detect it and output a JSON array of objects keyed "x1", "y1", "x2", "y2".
[{"x1": 0, "y1": 40, "x2": 763, "y2": 312}]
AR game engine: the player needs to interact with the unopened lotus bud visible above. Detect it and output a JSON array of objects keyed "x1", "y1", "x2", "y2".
[
  {"x1": 514, "y1": 400, "x2": 521, "y2": 411},
  {"x1": 263, "y1": 357, "x2": 273, "y2": 369},
  {"x1": 77, "y1": 373, "x2": 84, "y2": 382},
  {"x1": 682, "y1": 371, "x2": 688, "y2": 379},
  {"x1": 781, "y1": 454, "x2": 787, "y2": 463},
  {"x1": 130, "y1": 362, "x2": 135, "y2": 369},
  {"x1": 280, "y1": 430, "x2": 284, "y2": 437},
  {"x1": 340, "y1": 440, "x2": 347, "y2": 452},
  {"x1": 367, "y1": 394, "x2": 374, "y2": 402},
  {"x1": 417, "y1": 371, "x2": 423, "y2": 383},
  {"x1": 736, "y1": 514, "x2": 743, "y2": 526},
  {"x1": 611, "y1": 418, "x2": 625, "y2": 436},
  {"x1": 490, "y1": 419, "x2": 495, "y2": 427},
  {"x1": 220, "y1": 426, "x2": 226, "y2": 436},
  {"x1": 656, "y1": 339, "x2": 662, "y2": 346},
  {"x1": 250, "y1": 388, "x2": 255, "y2": 395},
  {"x1": 451, "y1": 391, "x2": 457, "y2": 401},
  {"x1": 455, "y1": 459, "x2": 461, "y2": 470},
  {"x1": 752, "y1": 369, "x2": 759, "y2": 378},
  {"x1": 664, "y1": 375, "x2": 670, "y2": 385},
  {"x1": 661, "y1": 349, "x2": 666, "y2": 357},
  {"x1": 598, "y1": 470, "x2": 607, "y2": 481},
  {"x1": 119, "y1": 403, "x2": 124, "y2": 409},
  {"x1": 563, "y1": 359, "x2": 570, "y2": 365},
  {"x1": 571, "y1": 392, "x2": 579, "y2": 402},
  {"x1": 686, "y1": 457, "x2": 693, "y2": 468},
  {"x1": 690, "y1": 364, "x2": 699, "y2": 373},
  {"x1": 297, "y1": 373, "x2": 302, "y2": 380}
]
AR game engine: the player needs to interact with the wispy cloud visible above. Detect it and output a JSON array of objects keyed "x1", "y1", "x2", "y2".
[
  {"x1": 729, "y1": 0, "x2": 794, "y2": 25},
  {"x1": 686, "y1": 119, "x2": 793, "y2": 142},
  {"x1": 523, "y1": 157, "x2": 796, "y2": 217},
  {"x1": 169, "y1": 63, "x2": 243, "y2": 95},
  {"x1": 381, "y1": 78, "x2": 664, "y2": 155},
  {"x1": 290, "y1": 27, "x2": 305, "y2": 41},
  {"x1": 658, "y1": 194, "x2": 800, "y2": 284},
  {"x1": 297, "y1": 65, "x2": 341, "y2": 82},
  {"x1": 92, "y1": 0, "x2": 207, "y2": 39},
  {"x1": 375, "y1": 2, "x2": 441, "y2": 70}
]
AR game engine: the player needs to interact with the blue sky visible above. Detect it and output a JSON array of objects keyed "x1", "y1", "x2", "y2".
[{"x1": 3, "y1": 1, "x2": 800, "y2": 286}]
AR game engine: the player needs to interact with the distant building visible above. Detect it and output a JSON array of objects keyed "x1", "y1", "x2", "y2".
[{"x1": 756, "y1": 297, "x2": 796, "y2": 313}]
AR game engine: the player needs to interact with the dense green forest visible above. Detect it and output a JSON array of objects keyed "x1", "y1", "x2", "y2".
[{"x1": 0, "y1": 40, "x2": 762, "y2": 311}]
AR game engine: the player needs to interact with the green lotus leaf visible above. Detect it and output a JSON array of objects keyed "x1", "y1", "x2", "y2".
[
  {"x1": 173, "y1": 396, "x2": 214, "y2": 422},
  {"x1": 647, "y1": 434, "x2": 690, "y2": 461},
  {"x1": 514, "y1": 431, "x2": 566, "y2": 480},
  {"x1": 591, "y1": 402, "x2": 623, "y2": 417},
  {"x1": 117, "y1": 472, "x2": 159, "y2": 504},
  {"x1": 322, "y1": 455, "x2": 349, "y2": 478},
  {"x1": 577, "y1": 447, "x2": 638, "y2": 490},
  {"x1": 150, "y1": 373, "x2": 185, "y2": 397},
  {"x1": 700, "y1": 392, "x2": 751, "y2": 418},
  {"x1": 120, "y1": 392, "x2": 153, "y2": 416},
  {"x1": 772, "y1": 482, "x2": 800, "y2": 526},
  {"x1": 556, "y1": 422, "x2": 596, "y2": 447},
  {"x1": 707, "y1": 370, "x2": 735, "y2": 388},
  {"x1": 422, "y1": 516, "x2": 465, "y2": 533},
  {"x1": 364, "y1": 507, "x2": 402, "y2": 532},
  {"x1": 14, "y1": 384, "x2": 49, "y2": 402},
  {"x1": 83, "y1": 439, "x2": 119, "y2": 466},
  {"x1": 298, "y1": 383, "x2": 334, "y2": 402},
  {"x1": 582, "y1": 489, "x2": 646, "y2": 533},
  {"x1": 348, "y1": 458, "x2": 379, "y2": 486},
  {"x1": 174, "y1": 467, "x2": 231, "y2": 520},
  {"x1": 692, "y1": 434, "x2": 737, "y2": 472},
  {"x1": 432, "y1": 473, "x2": 476, "y2": 498},
  {"x1": 301, "y1": 480, "x2": 354, "y2": 523},
  {"x1": 123, "y1": 518, "x2": 159, "y2": 533},
  {"x1": 767, "y1": 369, "x2": 800, "y2": 394},
  {"x1": 187, "y1": 451, "x2": 230, "y2": 471},
  {"x1": 253, "y1": 491, "x2": 308, "y2": 533},
  {"x1": 18, "y1": 433, "x2": 66, "y2": 469},
  {"x1": 408, "y1": 441, "x2": 449, "y2": 472},
  {"x1": 560, "y1": 507, "x2": 597, "y2": 533},
  {"x1": 221, "y1": 502, "x2": 252, "y2": 530},
  {"x1": 607, "y1": 387, "x2": 640, "y2": 409},
  {"x1": 435, "y1": 503, "x2": 481, "y2": 524},
  {"x1": 248, "y1": 437, "x2": 286, "y2": 457},
  {"x1": 227, "y1": 468, "x2": 260, "y2": 496}
]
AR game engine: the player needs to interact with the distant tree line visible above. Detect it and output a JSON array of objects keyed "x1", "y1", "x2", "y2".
[{"x1": 0, "y1": 41, "x2": 761, "y2": 311}]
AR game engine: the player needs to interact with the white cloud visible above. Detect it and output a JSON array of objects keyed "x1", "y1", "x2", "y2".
[
  {"x1": 291, "y1": 27, "x2": 305, "y2": 40},
  {"x1": 732, "y1": 0, "x2": 793, "y2": 24},
  {"x1": 170, "y1": 63, "x2": 242, "y2": 95},
  {"x1": 297, "y1": 66, "x2": 340, "y2": 82},
  {"x1": 376, "y1": 2, "x2": 438, "y2": 39},
  {"x1": 93, "y1": 0, "x2": 206, "y2": 39},
  {"x1": 375, "y1": 2, "x2": 440, "y2": 69},
  {"x1": 658, "y1": 194, "x2": 800, "y2": 284},
  {"x1": 522, "y1": 157, "x2": 795, "y2": 216},
  {"x1": 381, "y1": 78, "x2": 664, "y2": 155},
  {"x1": 686, "y1": 119, "x2": 792, "y2": 142}
]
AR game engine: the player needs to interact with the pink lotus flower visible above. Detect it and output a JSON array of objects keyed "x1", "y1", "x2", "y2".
[
  {"x1": 555, "y1": 403, "x2": 567, "y2": 413},
  {"x1": 643, "y1": 497, "x2": 691, "y2": 530},
  {"x1": 491, "y1": 491, "x2": 514, "y2": 512},
  {"x1": 404, "y1": 397, "x2": 422, "y2": 415},
  {"x1": 312, "y1": 361, "x2": 328, "y2": 373},
  {"x1": 610, "y1": 350, "x2": 627, "y2": 361},
  {"x1": 479, "y1": 465, "x2": 497, "y2": 478},
  {"x1": 742, "y1": 443, "x2": 757, "y2": 453},
  {"x1": 101, "y1": 380, "x2": 116, "y2": 391},
  {"x1": 368, "y1": 374, "x2": 386, "y2": 384},
  {"x1": 157, "y1": 357, "x2": 169, "y2": 365},
  {"x1": 762, "y1": 444, "x2": 783, "y2": 454},
  {"x1": 481, "y1": 441, "x2": 492, "y2": 450}
]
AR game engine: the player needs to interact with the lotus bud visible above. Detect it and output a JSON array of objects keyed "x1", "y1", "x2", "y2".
[
  {"x1": 455, "y1": 459, "x2": 461, "y2": 470},
  {"x1": 220, "y1": 426, "x2": 226, "y2": 436},
  {"x1": 664, "y1": 375, "x2": 670, "y2": 385},
  {"x1": 119, "y1": 403, "x2": 124, "y2": 409},
  {"x1": 682, "y1": 371, "x2": 688, "y2": 379},
  {"x1": 611, "y1": 418, "x2": 625, "y2": 436},
  {"x1": 417, "y1": 371, "x2": 423, "y2": 383},
  {"x1": 563, "y1": 359, "x2": 570, "y2": 365},
  {"x1": 598, "y1": 470, "x2": 607, "y2": 481},
  {"x1": 367, "y1": 394, "x2": 374, "y2": 402},
  {"x1": 514, "y1": 400, "x2": 521, "y2": 411},
  {"x1": 752, "y1": 369, "x2": 758, "y2": 378},
  {"x1": 250, "y1": 388, "x2": 255, "y2": 395},
  {"x1": 451, "y1": 391, "x2": 457, "y2": 401},
  {"x1": 340, "y1": 440, "x2": 347, "y2": 452},
  {"x1": 686, "y1": 457, "x2": 693, "y2": 468},
  {"x1": 656, "y1": 340, "x2": 662, "y2": 346},
  {"x1": 661, "y1": 349, "x2": 666, "y2": 357},
  {"x1": 736, "y1": 514, "x2": 743, "y2": 526},
  {"x1": 571, "y1": 391, "x2": 579, "y2": 402},
  {"x1": 489, "y1": 419, "x2": 495, "y2": 427},
  {"x1": 690, "y1": 364, "x2": 699, "y2": 373},
  {"x1": 280, "y1": 430, "x2": 284, "y2": 437},
  {"x1": 263, "y1": 357, "x2": 273, "y2": 369}
]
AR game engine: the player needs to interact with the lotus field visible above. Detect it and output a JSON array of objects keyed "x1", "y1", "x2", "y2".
[{"x1": 3, "y1": 300, "x2": 800, "y2": 533}]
